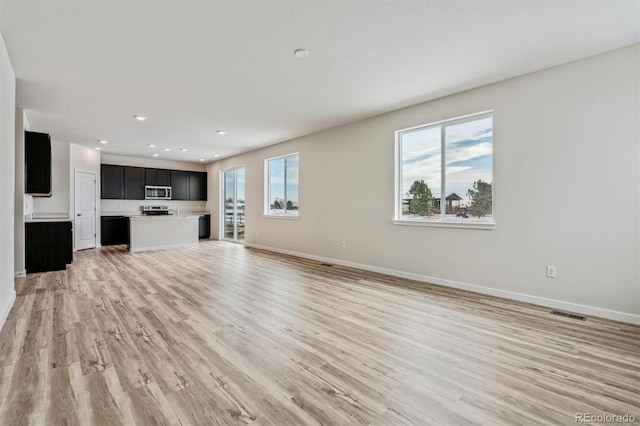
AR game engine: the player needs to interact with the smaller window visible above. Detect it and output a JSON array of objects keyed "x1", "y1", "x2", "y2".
[
  {"x1": 395, "y1": 111, "x2": 494, "y2": 229},
  {"x1": 265, "y1": 153, "x2": 299, "y2": 217}
]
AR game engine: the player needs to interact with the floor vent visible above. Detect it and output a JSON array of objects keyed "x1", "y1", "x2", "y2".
[
  {"x1": 551, "y1": 310, "x2": 587, "y2": 321},
  {"x1": 321, "y1": 263, "x2": 333, "y2": 267}
]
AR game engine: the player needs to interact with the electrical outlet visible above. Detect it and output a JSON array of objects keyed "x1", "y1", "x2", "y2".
[
  {"x1": 546, "y1": 265, "x2": 557, "y2": 278},
  {"x1": 341, "y1": 241, "x2": 346, "y2": 249}
]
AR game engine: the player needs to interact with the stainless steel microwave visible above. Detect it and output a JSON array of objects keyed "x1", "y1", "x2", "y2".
[{"x1": 145, "y1": 185, "x2": 172, "y2": 200}]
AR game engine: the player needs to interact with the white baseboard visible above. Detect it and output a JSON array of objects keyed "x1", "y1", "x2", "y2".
[
  {"x1": 130, "y1": 242, "x2": 199, "y2": 253},
  {"x1": 244, "y1": 243, "x2": 640, "y2": 325},
  {"x1": 14, "y1": 270, "x2": 25, "y2": 278},
  {"x1": 0, "y1": 290, "x2": 16, "y2": 332}
]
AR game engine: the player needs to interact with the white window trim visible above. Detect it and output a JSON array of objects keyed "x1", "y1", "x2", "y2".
[
  {"x1": 392, "y1": 219, "x2": 496, "y2": 230},
  {"x1": 394, "y1": 110, "x2": 495, "y2": 229},
  {"x1": 264, "y1": 152, "x2": 300, "y2": 219}
]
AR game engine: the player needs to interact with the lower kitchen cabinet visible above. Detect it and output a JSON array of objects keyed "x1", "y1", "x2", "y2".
[
  {"x1": 101, "y1": 216, "x2": 130, "y2": 246},
  {"x1": 199, "y1": 214, "x2": 210, "y2": 239},
  {"x1": 25, "y1": 221, "x2": 73, "y2": 273}
]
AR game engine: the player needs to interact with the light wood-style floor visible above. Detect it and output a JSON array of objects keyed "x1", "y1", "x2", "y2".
[{"x1": 0, "y1": 241, "x2": 638, "y2": 425}]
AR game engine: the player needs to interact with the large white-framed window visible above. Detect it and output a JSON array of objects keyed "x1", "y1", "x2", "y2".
[
  {"x1": 394, "y1": 111, "x2": 495, "y2": 229},
  {"x1": 265, "y1": 153, "x2": 299, "y2": 218}
]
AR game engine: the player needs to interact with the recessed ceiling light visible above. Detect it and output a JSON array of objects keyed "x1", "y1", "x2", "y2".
[
  {"x1": 152, "y1": 153, "x2": 159, "y2": 157},
  {"x1": 213, "y1": 154, "x2": 219, "y2": 157},
  {"x1": 147, "y1": 144, "x2": 156, "y2": 148},
  {"x1": 199, "y1": 158, "x2": 205, "y2": 162},
  {"x1": 181, "y1": 148, "x2": 188, "y2": 152},
  {"x1": 216, "y1": 130, "x2": 226, "y2": 135},
  {"x1": 98, "y1": 140, "x2": 108, "y2": 144},
  {"x1": 134, "y1": 115, "x2": 147, "y2": 121},
  {"x1": 163, "y1": 148, "x2": 171, "y2": 152},
  {"x1": 294, "y1": 48, "x2": 309, "y2": 58},
  {"x1": 95, "y1": 147, "x2": 102, "y2": 151}
]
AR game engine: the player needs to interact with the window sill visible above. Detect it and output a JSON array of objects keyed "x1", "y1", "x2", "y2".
[
  {"x1": 393, "y1": 219, "x2": 496, "y2": 230},
  {"x1": 263, "y1": 215, "x2": 299, "y2": 220}
]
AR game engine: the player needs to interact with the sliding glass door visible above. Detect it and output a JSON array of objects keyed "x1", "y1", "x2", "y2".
[{"x1": 222, "y1": 167, "x2": 245, "y2": 242}]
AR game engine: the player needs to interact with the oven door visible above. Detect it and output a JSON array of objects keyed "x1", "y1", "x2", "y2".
[{"x1": 145, "y1": 186, "x2": 171, "y2": 200}]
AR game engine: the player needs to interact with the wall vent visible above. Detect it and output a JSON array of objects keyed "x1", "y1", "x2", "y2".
[{"x1": 550, "y1": 310, "x2": 587, "y2": 321}]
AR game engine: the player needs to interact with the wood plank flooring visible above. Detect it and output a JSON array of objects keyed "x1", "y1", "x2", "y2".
[{"x1": 0, "y1": 241, "x2": 638, "y2": 425}]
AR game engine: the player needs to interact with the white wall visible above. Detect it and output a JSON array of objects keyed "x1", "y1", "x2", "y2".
[
  {"x1": 32, "y1": 139, "x2": 70, "y2": 216},
  {"x1": 0, "y1": 33, "x2": 16, "y2": 330},
  {"x1": 207, "y1": 45, "x2": 640, "y2": 322},
  {"x1": 14, "y1": 108, "x2": 24, "y2": 276},
  {"x1": 70, "y1": 143, "x2": 101, "y2": 249}
]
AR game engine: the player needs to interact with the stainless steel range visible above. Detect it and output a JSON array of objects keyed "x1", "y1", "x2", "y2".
[{"x1": 142, "y1": 205, "x2": 170, "y2": 215}]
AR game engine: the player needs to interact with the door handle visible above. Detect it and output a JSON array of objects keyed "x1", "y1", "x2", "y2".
[{"x1": 77, "y1": 214, "x2": 82, "y2": 216}]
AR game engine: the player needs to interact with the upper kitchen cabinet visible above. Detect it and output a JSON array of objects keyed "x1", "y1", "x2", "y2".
[
  {"x1": 124, "y1": 167, "x2": 145, "y2": 200},
  {"x1": 103, "y1": 165, "x2": 152, "y2": 200},
  {"x1": 171, "y1": 170, "x2": 190, "y2": 200},
  {"x1": 101, "y1": 164, "x2": 124, "y2": 199},
  {"x1": 25, "y1": 131, "x2": 52, "y2": 196},
  {"x1": 189, "y1": 172, "x2": 207, "y2": 201},
  {"x1": 145, "y1": 168, "x2": 171, "y2": 186}
]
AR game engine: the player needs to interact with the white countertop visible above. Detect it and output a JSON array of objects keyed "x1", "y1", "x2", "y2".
[
  {"x1": 26, "y1": 217, "x2": 72, "y2": 223},
  {"x1": 129, "y1": 214, "x2": 200, "y2": 220},
  {"x1": 101, "y1": 211, "x2": 210, "y2": 217}
]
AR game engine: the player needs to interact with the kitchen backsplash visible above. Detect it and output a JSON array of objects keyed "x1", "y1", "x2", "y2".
[{"x1": 101, "y1": 199, "x2": 207, "y2": 214}]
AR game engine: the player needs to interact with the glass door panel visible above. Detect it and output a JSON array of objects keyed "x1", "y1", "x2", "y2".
[
  {"x1": 222, "y1": 167, "x2": 245, "y2": 242},
  {"x1": 236, "y1": 168, "x2": 245, "y2": 241},
  {"x1": 223, "y1": 170, "x2": 235, "y2": 239}
]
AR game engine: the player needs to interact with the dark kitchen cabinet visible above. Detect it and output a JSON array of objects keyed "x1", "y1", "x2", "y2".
[
  {"x1": 198, "y1": 214, "x2": 210, "y2": 239},
  {"x1": 101, "y1": 164, "x2": 124, "y2": 199},
  {"x1": 189, "y1": 172, "x2": 207, "y2": 201},
  {"x1": 25, "y1": 131, "x2": 52, "y2": 196},
  {"x1": 171, "y1": 170, "x2": 190, "y2": 200},
  {"x1": 145, "y1": 168, "x2": 171, "y2": 186},
  {"x1": 124, "y1": 167, "x2": 145, "y2": 200},
  {"x1": 25, "y1": 221, "x2": 73, "y2": 273},
  {"x1": 101, "y1": 216, "x2": 129, "y2": 246},
  {"x1": 102, "y1": 165, "x2": 205, "y2": 201}
]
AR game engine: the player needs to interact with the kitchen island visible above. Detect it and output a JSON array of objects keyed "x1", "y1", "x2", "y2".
[{"x1": 129, "y1": 215, "x2": 199, "y2": 252}]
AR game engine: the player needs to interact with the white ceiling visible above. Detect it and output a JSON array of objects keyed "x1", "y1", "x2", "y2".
[{"x1": 0, "y1": 1, "x2": 638, "y2": 163}]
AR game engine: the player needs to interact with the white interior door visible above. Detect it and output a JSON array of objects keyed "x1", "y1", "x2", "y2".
[{"x1": 75, "y1": 171, "x2": 96, "y2": 250}]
